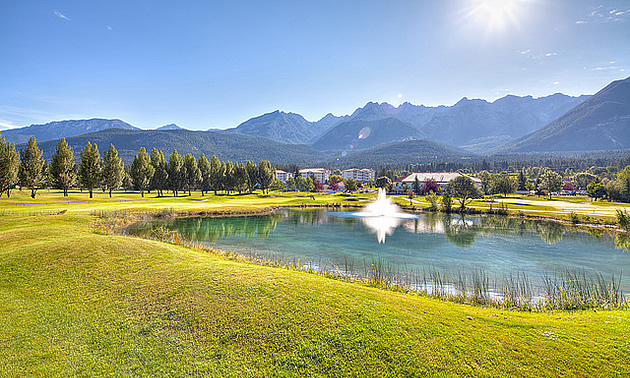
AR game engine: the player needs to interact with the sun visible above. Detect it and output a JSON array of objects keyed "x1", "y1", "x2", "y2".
[{"x1": 469, "y1": 0, "x2": 523, "y2": 31}]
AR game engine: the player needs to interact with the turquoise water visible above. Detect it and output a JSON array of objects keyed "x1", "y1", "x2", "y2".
[{"x1": 127, "y1": 209, "x2": 630, "y2": 291}]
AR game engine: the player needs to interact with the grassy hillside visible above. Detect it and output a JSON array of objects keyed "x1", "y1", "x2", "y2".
[{"x1": 1, "y1": 194, "x2": 630, "y2": 376}]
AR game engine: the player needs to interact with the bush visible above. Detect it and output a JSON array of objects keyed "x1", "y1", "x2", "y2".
[{"x1": 616, "y1": 209, "x2": 630, "y2": 231}]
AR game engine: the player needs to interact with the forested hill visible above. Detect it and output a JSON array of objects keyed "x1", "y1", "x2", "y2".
[
  {"x1": 326, "y1": 139, "x2": 475, "y2": 168},
  {"x1": 27, "y1": 129, "x2": 331, "y2": 166}
]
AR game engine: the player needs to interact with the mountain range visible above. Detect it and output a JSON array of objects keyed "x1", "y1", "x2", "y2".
[
  {"x1": 231, "y1": 93, "x2": 589, "y2": 151},
  {"x1": 1, "y1": 118, "x2": 138, "y2": 145},
  {"x1": 493, "y1": 76, "x2": 630, "y2": 153},
  {"x1": 3, "y1": 76, "x2": 629, "y2": 167}
]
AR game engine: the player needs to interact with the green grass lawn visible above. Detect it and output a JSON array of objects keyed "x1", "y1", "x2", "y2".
[{"x1": 2, "y1": 191, "x2": 630, "y2": 376}]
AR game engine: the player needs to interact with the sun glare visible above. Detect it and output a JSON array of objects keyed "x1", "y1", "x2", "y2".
[{"x1": 469, "y1": 0, "x2": 523, "y2": 31}]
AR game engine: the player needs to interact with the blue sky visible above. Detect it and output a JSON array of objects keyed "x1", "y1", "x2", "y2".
[{"x1": 1, "y1": 0, "x2": 628, "y2": 130}]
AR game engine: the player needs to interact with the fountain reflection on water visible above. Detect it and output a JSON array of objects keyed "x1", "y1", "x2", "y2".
[{"x1": 353, "y1": 188, "x2": 418, "y2": 243}]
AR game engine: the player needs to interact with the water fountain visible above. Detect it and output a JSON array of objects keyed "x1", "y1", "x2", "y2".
[{"x1": 353, "y1": 188, "x2": 418, "y2": 243}]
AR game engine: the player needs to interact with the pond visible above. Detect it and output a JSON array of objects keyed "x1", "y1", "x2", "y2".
[{"x1": 127, "y1": 209, "x2": 630, "y2": 293}]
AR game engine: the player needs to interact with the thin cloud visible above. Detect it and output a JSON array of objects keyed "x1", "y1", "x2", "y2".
[
  {"x1": 586, "y1": 7, "x2": 629, "y2": 23},
  {"x1": 54, "y1": 11, "x2": 71, "y2": 21},
  {"x1": 576, "y1": 20, "x2": 587, "y2": 24},
  {"x1": 0, "y1": 120, "x2": 20, "y2": 129}
]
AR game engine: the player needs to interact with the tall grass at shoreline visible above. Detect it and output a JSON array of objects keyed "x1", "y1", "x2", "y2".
[{"x1": 129, "y1": 220, "x2": 628, "y2": 312}]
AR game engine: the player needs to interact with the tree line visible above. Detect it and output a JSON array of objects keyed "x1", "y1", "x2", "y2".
[{"x1": 0, "y1": 133, "x2": 276, "y2": 198}]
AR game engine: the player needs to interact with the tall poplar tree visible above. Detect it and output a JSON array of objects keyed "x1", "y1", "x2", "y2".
[
  {"x1": 209, "y1": 155, "x2": 223, "y2": 195},
  {"x1": 197, "y1": 153, "x2": 211, "y2": 196},
  {"x1": 19, "y1": 137, "x2": 45, "y2": 198},
  {"x1": 168, "y1": 149, "x2": 183, "y2": 196},
  {"x1": 129, "y1": 147, "x2": 154, "y2": 197},
  {"x1": 235, "y1": 162, "x2": 249, "y2": 194},
  {"x1": 102, "y1": 144, "x2": 125, "y2": 197},
  {"x1": 223, "y1": 161, "x2": 234, "y2": 194},
  {"x1": 245, "y1": 160, "x2": 257, "y2": 193},
  {"x1": 150, "y1": 148, "x2": 168, "y2": 197},
  {"x1": 258, "y1": 160, "x2": 275, "y2": 194},
  {"x1": 79, "y1": 141, "x2": 102, "y2": 198},
  {"x1": 182, "y1": 153, "x2": 201, "y2": 196},
  {"x1": 50, "y1": 138, "x2": 76, "y2": 197}
]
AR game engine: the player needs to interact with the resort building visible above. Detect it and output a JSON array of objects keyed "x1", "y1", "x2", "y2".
[
  {"x1": 393, "y1": 172, "x2": 482, "y2": 191},
  {"x1": 275, "y1": 170, "x2": 293, "y2": 183},
  {"x1": 341, "y1": 168, "x2": 375, "y2": 183},
  {"x1": 299, "y1": 168, "x2": 331, "y2": 183}
]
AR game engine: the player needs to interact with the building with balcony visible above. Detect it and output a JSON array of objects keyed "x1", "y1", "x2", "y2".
[
  {"x1": 341, "y1": 168, "x2": 375, "y2": 183},
  {"x1": 299, "y1": 168, "x2": 331, "y2": 183},
  {"x1": 275, "y1": 170, "x2": 293, "y2": 183}
]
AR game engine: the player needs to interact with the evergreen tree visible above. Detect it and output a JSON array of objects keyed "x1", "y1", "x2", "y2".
[
  {"x1": 245, "y1": 160, "x2": 258, "y2": 193},
  {"x1": 209, "y1": 155, "x2": 223, "y2": 195},
  {"x1": 0, "y1": 132, "x2": 20, "y2": 197},
  {"x1": 50, "y1": 138, "x2": 76, "y2": 197},
  {"x1": 150, "y1": 148, "x2": 168, "y2": 197},
  {"x1": 129, "y1": 147, "x2": 154, "y2": 197},
  {"x1": 167, "y1": 149, "x2": 183, "y2": 196},
  {"x1": 182, "y1": 153, "x2": 201, "y2": 196},
  {"x1": 258, "y1": 160, "x2": 275, "y2": 194},
  {"x1": 235, "y1": 162, "x2": 249, "y2": 194},
  {"x1": 79, "y1": 141, "x2": 102, "y2": 198},
  {"x1": 518, "y1": 169, "x2": 527, "y2": 191},
  {"x1": 102, "y1": 144, "x2": 125, "y2": 197},
  {"x1": 197, "y1": 153, "x2": 211, "y2": 196},
  {"x1": 413, "y1": 176, "x2": 422, "y2": 195},
  {"x1": 223, "y1": 161, "x2": 235, "y2": 194},
  {"x1": 18, "y1": 137, "x2": 45, "y2": 198}
]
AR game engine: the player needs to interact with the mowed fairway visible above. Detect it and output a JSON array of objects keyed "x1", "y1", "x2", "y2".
[{"x1": 1, "y1": 191, "x2": 630, "y2": 376}]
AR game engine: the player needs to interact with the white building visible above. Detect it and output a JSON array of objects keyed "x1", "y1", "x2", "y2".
[
  {"x1": 275, "y1": 170, "x2": 293, "y2": 183},
  {"x1": 341, "y1": 168, "x2": 375, "y2": 183},
  {"x1": 299, "y1": 168, "x2": 331, "y2": 183},
  {"x1": 394, "y1": 172, "x2": 482, "y2": 191}
]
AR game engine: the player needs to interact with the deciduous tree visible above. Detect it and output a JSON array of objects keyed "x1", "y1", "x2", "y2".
[
  {"x1": 258, "y1": 160, "x2": 274, "y2": 194},
  {"x1": 538, "y1": 169, "x2": 562, "y2": 199},
  {"x1": 422, "y1": 178, "x2": 440, "y2": 194},
  {"x1": 445, "y1": 176, "x2": 482, "y2": 211},
  {"x1": 492, "y1": 175, "x2": 518, "y2": 197},
  {"x1": 245, "y1": 160, "x2": 257, "y2": 193}
]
